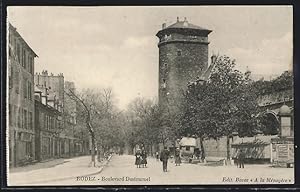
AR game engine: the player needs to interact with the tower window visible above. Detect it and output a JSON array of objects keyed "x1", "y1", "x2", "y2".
[
  {"x1": 162, "y1": 78, "x2": 166, "y2": 88},
  {"x1": 177, "y1": 50, "x2": 182, "y2": 56},
  {"x1": 164, "y1": 63, "x2": 168, "y2": 69}
]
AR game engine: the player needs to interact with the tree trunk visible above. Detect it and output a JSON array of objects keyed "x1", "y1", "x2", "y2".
[
  {"x1": 97, "y1": 143, "x2": 101, "y2": 162},
  {"x1": 200, "y1": 136, "x2": 205, "y2": 162},
  {"x1": 226, "y1": 135, "x2": 230, "y2": 161},
  {"x1": 150, "y1": 142, "x2": 153, "y2": 156},
  {"x1": 90, "y1": 131, "x2": 96, "y2": 167}
]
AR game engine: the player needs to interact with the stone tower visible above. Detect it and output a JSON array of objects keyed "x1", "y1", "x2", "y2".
[{"x1": 156, "y1": 17, "x2": 212, "y2": 107}]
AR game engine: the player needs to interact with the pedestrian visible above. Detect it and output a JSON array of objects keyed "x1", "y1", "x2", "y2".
[
  {"x1": 141, "y1": 148, "x2": 147, "y2": 168},
  {"x1": 201, "y1": 150, "x2": 205, "y2": 163},
  {"x1": 235, "y1": 150, "x2": 240, "y2": 168},
  {"x1": 156, "y1": 151, "x2": 159, "y2": 161},
  {"x1": 135, "y1": 149, "x2": 142, "y2": 168},
  {"x1": 160, "y1": 146, "x2": 170, "y2": 172},
  {"x1": 238, "y1": 149, "x2": 245, "y2": 168},
  {"x1": 174, "y1": 147, "x2": 181, "y2": 166}
]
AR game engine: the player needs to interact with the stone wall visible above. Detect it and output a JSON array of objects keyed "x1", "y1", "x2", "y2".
[{"x1": 159, "y1": 41, "x2": 208, "y2": 105}]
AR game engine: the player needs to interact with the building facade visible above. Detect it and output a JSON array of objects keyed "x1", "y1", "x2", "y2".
[
  {"x1": 8, "y1": 23, "x2": 38, "y2": 167},
  {"x1": 34, "y1": 70, "x2": 64, "y2": 112},
  {"x1": 34, "y1": 88, "x2": 63, "y2": 161},
  {"x1": 156, "y1": 17, "x2": 212, "y2": 107},
  {"x1": 64, "y1": 81, "x2": 77, "y2": 134},
  {"x1": 34, "y1": 77, "x2": 89, "y2": 160}
]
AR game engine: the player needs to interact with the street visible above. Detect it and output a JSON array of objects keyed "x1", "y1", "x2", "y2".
[
  {"x1": 9, "y1": 155, "x2": 294, "y2": 186},
  {"x1": 8, "y1": 156, "x2": 107, "y2": 186}
]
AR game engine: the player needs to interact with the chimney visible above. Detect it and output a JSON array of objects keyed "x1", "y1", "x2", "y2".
[
  {"x1": 177, "y1": 17, "x2": 179, "y2": 22},
  {"x1": 183, "y1": 17, "x2": 188, "y2": 27},
  {"x1": 162, "y1": 23, "x2": 166, "y2": 29},
  {"x1": 211, "y1": 54, "x2": 217, "y2": 64}
]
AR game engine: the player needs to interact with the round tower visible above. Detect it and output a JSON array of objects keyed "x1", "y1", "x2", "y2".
[{"x1": 156, "y1": 17, "x2": 212, "y2": 106}]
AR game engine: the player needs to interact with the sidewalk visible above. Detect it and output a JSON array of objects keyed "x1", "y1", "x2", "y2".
[
  {"x1": 9, "y1": 158, "x2": 66, "y2": 173},
  {"x1": 8, "y1": 155, "x2": 112, "y2": 186}
]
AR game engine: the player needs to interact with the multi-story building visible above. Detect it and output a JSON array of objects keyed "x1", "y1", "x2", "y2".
[
  {"x1": 34, "y1": 74, "x2": 89, "y2": 159},
  {"x1": 64, "y1": 81, "x2": 77, "y2": 130},
  {"x1": 8, "y1": 23, "x2": 38, "y2": 167},
  {"x1": 34, "y1": 87, "x2": 63, "y2": 161},
  {"x1": 63, "y1": 81, "x2": 90, "y2": 156},
  {"x1": 63, "y1": 81, "x2": 79, "y2": 156}
]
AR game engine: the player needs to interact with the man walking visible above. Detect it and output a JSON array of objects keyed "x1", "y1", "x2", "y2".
[
  {"x1": 238, "y1": 149, "x2": 245, "y2": 168},
  {"x1": 160, "y1": 147, "x2": 170, "y2": 172}
]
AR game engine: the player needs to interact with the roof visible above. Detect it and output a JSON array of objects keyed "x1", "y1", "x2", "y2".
[
  {"x1": 180, "y1": 137, "x2": 196, "y2": 146},
  {"x1": 9, "y1": 23, "x2": 38, "y2": 57},
  {"x1": 279, "y1": 104, "x2": 291, "y2": 115},
  {"x1": 157, "y1": 18, "x2": 212, "y2": 37},
  {"x1": 232, "y1": 135, "x2": 278, "y2": 146},
  {"x1": 166, "y1": 21, "x2": 211, "y2": 31}
]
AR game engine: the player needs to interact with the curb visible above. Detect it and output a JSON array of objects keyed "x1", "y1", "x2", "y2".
[
  {"x1": 82, "y1": 154, "x2": 113, "y2": 177},
  {"x1": 15, "y1": 155, "x2": 113, "y2": 185}
]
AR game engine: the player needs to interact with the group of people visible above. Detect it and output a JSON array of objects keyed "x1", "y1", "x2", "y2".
[
  {"x1": 136, "y1": 146, "x2": 182, "y2": 172},
  {"x1": 135, "y1": 148, "x2": 148, "y2": 168},
  {"x1": 135, "y1": 146, "x2": 246, "y2": 171}
]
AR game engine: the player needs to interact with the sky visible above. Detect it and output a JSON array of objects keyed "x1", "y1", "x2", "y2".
[{"x1": 7, "y1": 6, "x2": 293, "y2": 109}]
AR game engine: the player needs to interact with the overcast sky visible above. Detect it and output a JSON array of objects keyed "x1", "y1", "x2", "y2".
[{"x1": 8, "y1": 6, "x2": 293, "y2": 109}]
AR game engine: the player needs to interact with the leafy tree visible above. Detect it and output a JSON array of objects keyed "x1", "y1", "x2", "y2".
[
  {"x1": 179, "y1": 55, "x2": 260, "y2": 160},
  {"x1": 126, "y1": 97, "x2": 175, "y2": 155}
]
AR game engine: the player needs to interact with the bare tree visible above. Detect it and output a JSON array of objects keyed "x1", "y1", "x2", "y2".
[{"x1": 65, "y1": 88, "x2": 97, "y2": 167}]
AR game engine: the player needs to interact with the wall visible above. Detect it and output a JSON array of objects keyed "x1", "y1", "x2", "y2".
[
  {"x1": 8, "y1": 24, "x2": 36, "y2": 167},
  {"x1": 203, "y1": 137, "x2": 228, "y2": 158},
  {"x1": 159, "y1": 41, "x2": 208, "y2": 106}
]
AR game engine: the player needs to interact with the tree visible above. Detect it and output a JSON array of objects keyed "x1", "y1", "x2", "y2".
[
  {"x1": 125, "y1": 97, "x2": 173, "y2": 155},
  {"x1": 179, "y1": 55, "x2": 260, "y2": 160},
  {"x1": 65, "y1": 87, "x2": 124, "y2": 166},
  {"x1": 65, "y1": 88, "x2": 97, "y2": 167}
]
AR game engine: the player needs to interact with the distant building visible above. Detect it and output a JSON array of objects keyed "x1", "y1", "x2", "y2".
[
  {"x1": 34, "y1": 73, "x2": 88, "y2": 158},
  {"x1": 34, "y1": 87, "x2": 63, "y2": 161},
  {"x1": 64, "y1": 81, "x2": 77, "y2": 132},
  {"x1": 34, "y1": 70, "x2": 64, "y2": 112},
  {"x1": 156, "y1": 17, "x2": 212, "y2": 108},
  {"x1": 34, "y1": 71, "x2": 65, "y2": 136},
  {"x1": 8, "y1": 23, "x2": 38, "y2": 167}
]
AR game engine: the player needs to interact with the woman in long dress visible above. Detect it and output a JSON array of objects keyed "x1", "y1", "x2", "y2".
[
  {"x1": 135, "y1": 149, "x2": 142, "y2": 168},
  {"x1": 141, "y1": 149, "x2": 147, "y2": 168}
]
